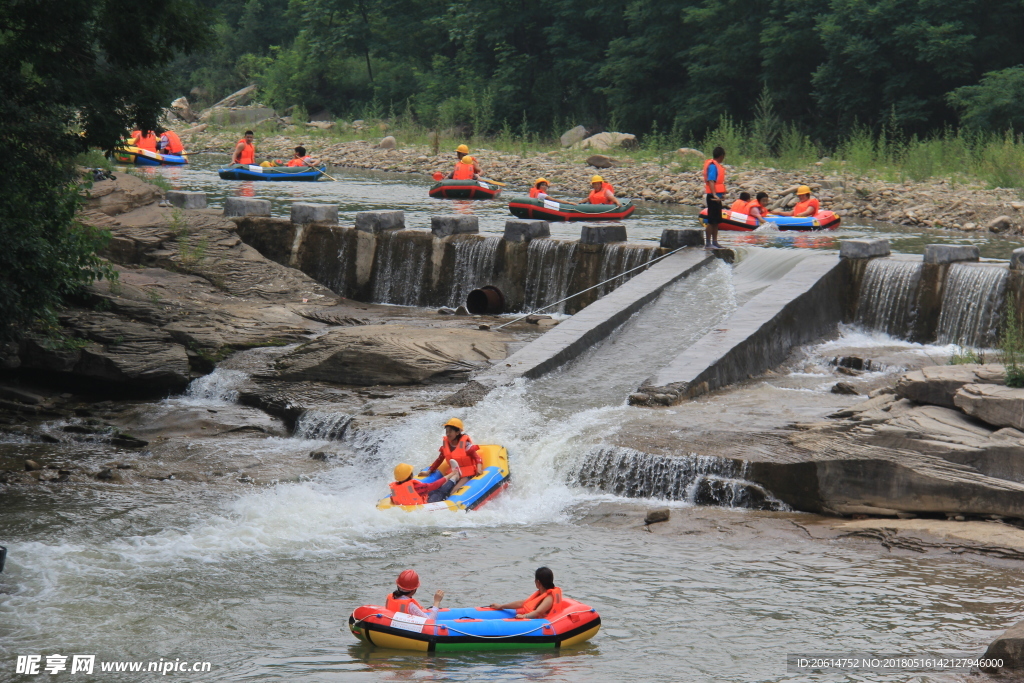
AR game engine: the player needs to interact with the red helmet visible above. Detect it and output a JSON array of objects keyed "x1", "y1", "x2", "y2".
[{"x1": 396, "y1": 569, "x2": 420, "y2": 591}]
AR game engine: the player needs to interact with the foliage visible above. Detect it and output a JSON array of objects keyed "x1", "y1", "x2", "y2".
[
  {"x1": 949, "y1": 345, "x2": 985, "y2": 365},
  {"x1": 1002, "y1": 297, "x2": 1024, "y2": 388},
  {"x1": 948, "y1": 66, "x2": 1024, "y2": 134}
]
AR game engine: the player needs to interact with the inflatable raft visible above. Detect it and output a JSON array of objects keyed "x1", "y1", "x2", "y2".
[
  {"x1": 113, "y1": 146, "x2": 188, "y2": 166},
  {"x1": 217, "y1": 164, "x2": 325, "y2": 181},
  {"x1": 508, "y1": 197, "x2": 636, "y2": 221},
  {"x1": 428, "y1": 179, "x2": 501, "y2": 200},
  {"x1": 349, "y1": 600, "x2": 601, "y2": 651},
  {"x1": 699, "y1": 208, "x2": 840, "y2": 231},
  {"x1": 377, "y1": 444, "x2": 509, "y2": 512}
]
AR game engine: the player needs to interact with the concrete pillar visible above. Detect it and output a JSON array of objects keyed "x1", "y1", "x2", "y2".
[
  {"x1": 580, "y1": 224, "x2": 627, "y2": 244},
  {"x1": 224, "y1": 197, "x2": 271, "y2": 217},
  {"x1": 165, "y1": 191, "x2": 207, "y2": 210},
  {"x1": 1010, "y1": 247, "x2": 1024, "y2": 271},
  {"x1": 431, "y1": 215, "x2": 478, "y2": 237},
  {"x1": 291, "y1": 203, "x2": 338, "y2": 225},
  {"x1": 503, "y1": 219, "x2": 550, "y2": 242},
  {"x1": 923, "y1": 244, "x2": 979, "y2": 264},
  {"x1": 356, "y1": 210, "x2": 405, "y2": 233},
  {"x1": 660, "y1": 228, "x2": 704, "y2": 250},
  {"x1": 839, "y1": 238, "x2": 890, "y2": 259}
]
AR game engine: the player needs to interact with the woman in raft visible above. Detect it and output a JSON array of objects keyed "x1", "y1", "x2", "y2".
[
  {"x1": 489, "y1": 566, "x2": 563, "y2": 620},
  {"x1": 386, "y1": 570, "x2": 444, "y2": 617},
  {"x1": 530, "y1": 178, "x2": 575, "y2": 204},
  {"x1": 584, "y1": 175, "x2": 622, "y2": 207}
]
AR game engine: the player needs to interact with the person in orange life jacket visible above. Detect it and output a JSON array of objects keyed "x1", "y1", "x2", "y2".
[
  {"x1": 451, "y1": 156, "x2": 478, "y2": 180},
  {"x1": 775, "y1": 185, "x2": 820, "y2": 217},
  {"x1": 530, "y1": 178, "x2": 576, "y2": 204},
  {"x1": 285, "y1": 145, "x2": 319, "y2": 167},
  {"x1": 386, "y1": 570, "x2": 444, "y2": 618},
  {"x1": 389, "y1": 462, "x2": 460, "y2": 505},
  {"x1": 131, "y1": 129, "x2": 158, "y2": 152},
  {"x1": 425, "y1": 417, "x2": 482, "y2": 490},
  {"x1": 233, "y1": 131, "x2": 256, "y2": 165},
  {"x1": 703, "y1": 146, "x2": 726, "y2": 249},
  {"x1": 755, "y1": 192, "x2": 771, "y2": 216},
  {"x1": 448, "y1": 144, "x2": 482, "y2": 179},
  {"x1": 488, "y1": 567, "x2": 561, "y2": 620},
  {"x1": 585, "y1": 175, "x2": 621, "y2": 207},
  {"x1": 155, "y1": 128, "x2": 184, "y2": 155},
  {"x1": 729, "y1": 191, "x2": 766, "y2": 226}
]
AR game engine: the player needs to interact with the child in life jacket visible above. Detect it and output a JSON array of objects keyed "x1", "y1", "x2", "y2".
[
  {"x1": 385, "y1": 570, "x2": 444, "y2": 618},
  {"x1": 426, "y1": 417, "x2": 482, "y2": 489},
  {"x1": 389, "y1": 463, "x2": 459, "y2": 505},
  {"x1": 488, "y1": 566, "x2": 563, "y2": 620}
]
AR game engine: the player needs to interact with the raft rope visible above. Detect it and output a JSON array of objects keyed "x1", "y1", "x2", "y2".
[
  {"x1": 493, "y1": 243, "x2": 692, "y2": 330},
  {"x1": 351, "y1": 609, "x2": 598, "y2": 640}
]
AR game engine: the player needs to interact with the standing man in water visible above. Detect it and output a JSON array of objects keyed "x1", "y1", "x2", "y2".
[
  {"x1": 233, "y1": 130, "x2": 256, "y2": 165},
  {"x1": 702, "y1": 146, "x2": 726, "y2": 249}
]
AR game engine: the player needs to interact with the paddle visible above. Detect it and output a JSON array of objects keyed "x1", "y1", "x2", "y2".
[
  {"x1": 479, "y1": 177, "x2": 506, "y2": 186},
  {"x1": 303, "y1": 158, "x2": 338, "y2": 181}
]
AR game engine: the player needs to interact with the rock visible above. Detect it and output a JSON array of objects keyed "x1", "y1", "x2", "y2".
[
  {"x1": 95, "y1": 468, "x2": 123, "y2": 482},
  {"x1": 170, "y1": 97, "x2": 194, "y2": 123},
  {"x1": 310, "y1": 109, "x2": 333, "y2": 122},
  {"x1": 645, "y1": 508, "x2": 670, "y2": 524},
  {"x1": 377, "y1": 135, "x2": 397, "y2": 150},
  {"x1": 179, "y1": 123, "x2": 207, "y2": 135},
  {"x1": 988, "y1": 215, "x2": 1013, "y2": 233},
  {"x1": 309, "y1": 451, "x2": 329, "y2": 460},
  {"x1": 923, "y1": 244, "x2": 979, "y2": 264},
  {"x1": 580, "y1": 223, "x2": 627, "y2": 244},
  {"x1": 983, "y1": 619, "x2": 1024, "y2": 672},
  {"x1": 276, "y1": 326, "x2": 509, "y2": 385},
  {"x1": 290, "y1": 203, "x2": 338, "y2": 225},
  {"x1": 660, "y1": 228, "x2": 704, "y2": 249},
  {"x1": 431, "y1": 215, "x2": 478, "y2": 238},
  {"x1": 200, "y1": 106, "x2": 277, "y2": 126},
  {"x1": 954, "y1": 384, "x2": 1024, "y2": 431},
  {"x1": 24, "y1": 459, "x2": 42, "y2": 471},
  {"x1": 306, "y1": 121, "x2": 335, "y2": 130},
  {"x1": 839, "y1": 238, "x2": 890, "y2": 259},
  {"x1": 437, "y1": 307, "x2": 456, "y2": 315},
  {"x1": 574, "y1": 132, "x2": 638, "y2": 151},
  {"x1": 503, "y1": 219, "x2": 550, "y2": 242},
  {"x1": 895, "y1": 365, "x2": 1005, "y2": 408},
  {"x1": 831, "y1": 382, "x2": 859, "y2": 395},
  {"x1": 84, "y1": 173, "x2": 162, "y2": 216},
  {"x1": 454, "y1": 305, "x2": 470, "y2": 316},
  {"x1": 628, "y1": 393, "x2": 650, "y2": 405},
  {"x1": 0, "y1": 387, "x2": 44, "y2": 404},
  {"x1": 355, "y1": 210, "x2": 405, "y2": 233},
  {"x1": 586, "y1": 154, "x2": 617, "y2": 169},
  {"x1": 676, "y1": 147, "x2": 704, "y2": 159},
  {"x1": 224, "y1": 197, "x2": 271, "y2": 218},
  {"x1": 525, "y1": 315, "x2": 553, "y2": 324},
  {"x1": 560, "y1": 125, "x2": 588, "y2": 148},
  {"x1": 210, "y1": 84, "x2": 258, "y2": 109},
  {"x1": 165, "y1": 191, "x2": 207, "y2": 210},
  {"x1": 1012, "y1": 248, "x2": 1024, "y2": 271}
]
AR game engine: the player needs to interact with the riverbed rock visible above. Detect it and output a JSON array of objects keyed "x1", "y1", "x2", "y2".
[
  {"x1": 574, "y1": 132, "x2": 638, "y2": 151},
  {"x1": 645, "y1": 508, "x2": 670, "y2": 524},
  {"x1": 210, "y1": 84, "x2": 258, "y2": 109},
  {"x1": 831, "y1": 381, "x2": 859, "y2": 395},
  {"x1": 586, "y1": 154, "x2": 617, "y2": 169},
  {"x1": 954, "y1": 383, "x2": 1024, "y2": 430},
  {"x1": 84, "y1": 173, "x2": 162, "y2": 216},
  {"x1": 170, "y1": 97, "x2": 194, "y2": 123},
  {"x1": 988, "y1": 215, "x2": 1013, "y2": 233},
  {"x1": 275, "y1": 326, "x2": 510, "y2": 385},
  {"x1": 676, "y1": 147, "x2": 704, "y2": 159},
  {"x1": 377, "y1": 136, "x2": 397, "y2": 150},
  {"x1": 895, "y1": 364, "x2": 1005, "y2": 408},
  {"x1": 560, "y1": 125, "x2": 588, "y2": 148},
  {"x1": 983, "y1": 619, "x2": 1024, "y2": 672}
]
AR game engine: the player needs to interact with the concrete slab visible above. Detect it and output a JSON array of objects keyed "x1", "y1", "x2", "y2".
[
  {"x1": 476, "y1": 249, "x2": 714, "y2": 384},
  {"x1": 660, "y1": 228, "x2": 704, "y2": 249},
  {"x1": 224, "y1": 197, "x2": 270, "y2": 217},
  {"x1": 355, "y1": 210, "x2": 404, "y2": 233},
  {"x1": 431, "y1": 215, "x2": 479, "y2": 237},
  {"x1": 839, "y1": 238, "x2": 889, "y2": 259},
  {"x1": 165, "y1": 191, "x2": 207, "y2": 210},
  {"x1": 1012, "y1": 247, "x2": 1024, "y2": 271},
  {"x1": 635, "y1": 254, "x2": 849, "y2": 404},
  {"x1": 580, "y1": 224, "x2": 626, "y2": 244},
  {"x1": 504, "y1": 219, "x2": 550, "y2": 242},
  {"x1": 291, "y1": 203, "x2": 338, "y2": 225},
  {"x1": 924, "y1": 244, "x2": 979, "y2": 264}
]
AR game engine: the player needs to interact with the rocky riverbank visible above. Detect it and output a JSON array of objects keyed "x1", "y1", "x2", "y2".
[{"x1": 181, "y1": 127, "x2": 1024, "y2": 237}]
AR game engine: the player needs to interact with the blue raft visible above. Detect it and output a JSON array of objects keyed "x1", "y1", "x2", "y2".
[{"x1": 218, "y1": 164, "x2": 326, "y2": 181}]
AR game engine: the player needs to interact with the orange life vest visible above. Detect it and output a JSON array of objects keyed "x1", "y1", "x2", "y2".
[
  {"x1": 703, "y1": 159, "x2": 726, "y2": 194},
  {"x1": 286, "y1": 156, "x2": 314, "y2": 167},
  {"x1": 529, "y1": 187, "x2": 548, "y2": 199},
  {"x1": 389, "y1": 479, "x2": 425, "y2": 505},
  {"x1": 587, "y1": 182, "x2": 615, "y2": 204},
  {"x1": 236, "y1": 139, "x2": 255, "y2": 165},
  {"x1": 452, "y1": 159, "x2": 475, "y2": 180},
  {"x1": 792, "y1": 197, "x2": 820, "y2": 216},
  {"x1": 516, "y1": 587, "x2": 563, "y2": 616},
  {"x1": 730, "y1": 199, "x2": 755, "y2": 213},
  {"x1": 134, "y1": 131, "x2": 158, "y2": 152},
  {"x1": 160, "y1": 131, "x2": 184, "y2": 155},
  {"x1": 386, "y1": 594, "x2": 425, "y2": 614},
  {"x1": 441, "y1": 434, "x2": 476, "y2": 477}
]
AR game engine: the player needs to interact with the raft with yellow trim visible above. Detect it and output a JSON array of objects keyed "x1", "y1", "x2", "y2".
[
  {"x1": 377, "y1": 444, "x2": 509, "y2": 512},
  {"x1": 113, "y1": 145, "x2": 188, "y2": 166},
  {"x1": 349, "y1": 601, "x2": 601, "y2": 651}
]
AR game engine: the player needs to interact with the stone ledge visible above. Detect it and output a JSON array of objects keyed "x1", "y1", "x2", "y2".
[
  {"x1": 224, "y1": 197, "x2": 271, "y2": 218},
  {"x1": 839, "y1": 238, "x2": 890, "y2": 259},
  {"x1": 431, "y1": 215, "x2": 478, "y2": 238},
  {"x1": 165, "y1": 191, "x2": 207, "y2": 210},
  {"x1": 954, "y1": 383, "x2": 1024, "y2": 431},
  {"x1": 580, "y1": 223, "x2": 626, "y2": 244},
  {"x1": 291, "y1": 203, "x2": 337, "y2": 225},
  {"x1": 503, "y1": 219, "x2": 550, "y2": 242},
  {"x1": 923, "y1": 244, "x2": 979, "y2": 264},
  {"x1": 660, "y1": 228, "x2": 704, "y2": 250},
  {"x1": 355, "y1": 210, "x2": 404, "y2": 233}
]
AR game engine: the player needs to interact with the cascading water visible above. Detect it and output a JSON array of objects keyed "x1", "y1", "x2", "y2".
[
  {"x1": 855, "y1": 258, "x2": 923, "y2": 337},
  {"x1": 369, "y1": 230, "x2": 430, "y2": 306},
  {"x1": 293, "y1": 410, "x2": 353, "y2": 440},
  {"x1": 183, "y1": 368, "x2": 249, "y2": 404},
  {"x1": 937, "y1": 263, "x2": 1009, "y2": 348},
  {"x1": 596, "y1": 244, "x2": 657, "y2": 296},
  {"x1": 447, "y1": 235, "x2": 502, "y2": 307},
  {"x1": 522, "y1": 238, "x2": 577, "y2": 312},
  {"x1": 569, "y1": 446, "x2": 785, "y2": 510}
]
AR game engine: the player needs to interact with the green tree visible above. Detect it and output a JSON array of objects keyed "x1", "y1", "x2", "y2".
[{"x1": 948, "y1": 66, "x2": 1024, "y2": 132}]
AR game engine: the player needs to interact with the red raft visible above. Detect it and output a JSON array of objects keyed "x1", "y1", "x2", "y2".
[
  {"x1": 699, "y1": 208, "x2": 841, "y2": 231},
  {"x1": 508, "y1": 197, "x2": 636, "y2": 222},
  {"x1": 428, "y1": 179, "x2": 502, "y2": 200}
]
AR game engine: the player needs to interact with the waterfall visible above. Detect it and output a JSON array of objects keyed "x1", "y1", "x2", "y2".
[
  {"x1": 855, "y1": 258, "x2": 922, "y2": 337},
  {"x1": 370, "y1": 230, "x2": 430, "y2": 306},
  {"x1": 183, "y1": 369, "x2": 248, "y2": 404},
  {"x1": 522, "y1": 239, "x2": 578, "y2": 313},
  {"x1": 569, "y1": 446, "x2": 785, "y2": 510},
  {"x1": 294, "y1": 410, "x2": 353, "y2": 440},
  {"x1": 937, "y1": 263, "x2": 1009, "y2": 348},
  {"x1": 597, "y1": 244, "x2": 658, "y2": 296},
  {"x1": 447, "y1": 236, "x2": 502, "y2": 307}
]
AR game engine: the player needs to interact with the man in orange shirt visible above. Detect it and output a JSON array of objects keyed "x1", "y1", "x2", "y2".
[{"x1": 776, "y1": 185, "x2": 820, "y2": 217}]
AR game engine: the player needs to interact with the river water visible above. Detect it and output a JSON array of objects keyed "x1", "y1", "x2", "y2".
[{"x1": 2, "y1": 159, "x2": 1023, "y2": 682}]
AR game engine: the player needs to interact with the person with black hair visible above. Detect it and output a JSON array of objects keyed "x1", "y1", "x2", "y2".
[
  {"x1": 702, "y1": 146, "x2": 726, "y2": 249},
  {"x1": 488, "y1": 567, "x2": 563, "y2": 620},
  {"x1": 286, "y1": 145, "x2": 319, "y2": 167}
]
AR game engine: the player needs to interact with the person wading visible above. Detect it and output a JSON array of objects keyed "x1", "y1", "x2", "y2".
[
  {"x1": 233, "y1": 130, "x2": 256, "y2": 165},
  {"x1": 703, "y1": 147, "x2": 726, "y2": 249}
]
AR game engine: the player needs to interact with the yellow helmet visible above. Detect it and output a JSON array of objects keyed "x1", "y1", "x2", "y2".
[
  {"x1": 535, "y1": 178, "x2": 549, "y2": 186},
  {"x1": 797, "y1": 185, "x2": 812, "y2": 195},
  {"x1": 461, "y1": 156, "x2": 475, "y2": 164},
  {"x1": 591, "y1": 175, "x2": 604, "y2": 183},
  {"x1": 456, "y1": 144, "x2": 470, "y2": 154},
  {"x1": 443, "y1": 417, "x2": 464, "y2": 431},
  {"x1": 394, "y1": 463, "x2": 413, "y2": 482}
]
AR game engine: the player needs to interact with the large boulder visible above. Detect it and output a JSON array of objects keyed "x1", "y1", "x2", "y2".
[
  {"x1": 199, "y1": 106, "x2": 277, "y2": 126},
  {"x1": 275, "y1": 326, "x2": 510, "y2": 385},
  {"x1": 170, "y1": 97, "x2": 194, "y2": 123},
  {"x1": 560, "y1": 125, "x2": 588, "y2": 148},
  {"x1": 586, "y1": 154, "x2": 617, "y2": 169},
  {"x1": 894, "y1": 364, "x2": 1005, "y2": 408},
  {"x1": 983, "y1": 620, "x2": 1024, "y2": 672},
  {"x1": 377, "y1": 135, "x2": 397, "y2": 150},
  {"x1": 573, "y1": 132, "x2": 638, "y2": 151},
  {"x1": 83, "y1": 173, "x2": 162, "y2": 216},
  {"x1": 210, "y1": 84, "x2": 258, "y2": 109},
  {"x1": 954, "y1": 383, "x2": 1024, "y2": 430}
]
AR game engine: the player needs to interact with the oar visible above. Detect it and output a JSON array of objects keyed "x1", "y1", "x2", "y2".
[
  {"x1": 305, "y1": 159, "x2": 338, "y2": 181},
  {"x1": 479, "y1": 177, "x2": 506, "y2": 186}
]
